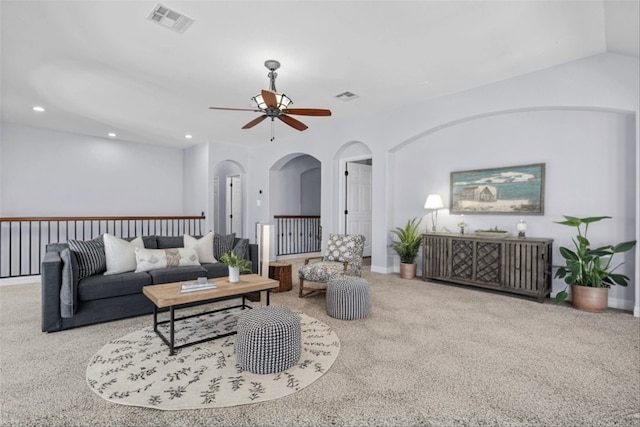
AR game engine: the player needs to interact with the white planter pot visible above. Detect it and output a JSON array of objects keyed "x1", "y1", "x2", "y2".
[{"x1": 228, "y1": 267, "x2": 240, "y2": 283}]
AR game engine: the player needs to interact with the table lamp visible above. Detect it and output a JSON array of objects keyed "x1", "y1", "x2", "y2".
[{"x1": 424, "y1": 194, "x2": 444, "y2": 232}]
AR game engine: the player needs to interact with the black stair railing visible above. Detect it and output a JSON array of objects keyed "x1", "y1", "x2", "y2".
[
  {"x1": 274, "y1": 215, "x2": 321, "y2": 256},
  {"x1": 0, "y1": 215, "x2": 205, "y2": 278}
]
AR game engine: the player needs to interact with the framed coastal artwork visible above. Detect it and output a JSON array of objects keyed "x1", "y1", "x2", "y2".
[{"x1": 450, "y1": 163, "x2": 545, "y2": 215}]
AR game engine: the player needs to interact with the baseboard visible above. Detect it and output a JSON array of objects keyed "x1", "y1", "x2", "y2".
[
  {"x1": 370, "y1": 265, "x2": 391, "y2": 274},
  {"x1": 607, "y1": 296, "x2": 635, "y2": 312}
]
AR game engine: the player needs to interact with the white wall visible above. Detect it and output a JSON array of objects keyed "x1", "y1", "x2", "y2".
[
  {"x1": 183, "y1": 143, "x2": 209, "y2": 226},
  {"x1": 270, "y1": 155, "x2": 320, "y2": 216},
  {"x1": 0, "y1": 123, "x2": 184, "y2": 216},
  {"x1": 301, "y1": 167, "x2": 321, "y2": 215},
  {"x1": 392, "y1": 109, "x2": 636, "y2": 307},
  {"x1": 244, "y1": 53, "x2": 639, "y2": 312}
]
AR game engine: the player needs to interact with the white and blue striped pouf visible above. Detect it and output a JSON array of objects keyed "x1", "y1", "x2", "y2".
[
  {"x1": 326, "y1": 277, "x2": 370, "y2": 320},
  {"x1": 235, "y1": 305, "x2": 301, "y2": 374}
]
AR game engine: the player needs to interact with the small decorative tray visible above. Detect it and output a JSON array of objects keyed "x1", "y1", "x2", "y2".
[{"x1": 474, "y1": 231, "x2": 510, "y2": 238}]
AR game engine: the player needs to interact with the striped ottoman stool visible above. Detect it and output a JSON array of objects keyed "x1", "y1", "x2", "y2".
[
  {"x1": 326, "y1": 277, "x2": 370, "y2": 320},
  {"x1": 235, "y1": 305, "x2": 301, "y2": 374}
]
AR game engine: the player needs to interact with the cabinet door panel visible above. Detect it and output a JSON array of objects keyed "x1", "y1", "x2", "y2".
[
  {"x1": 423, "y1": 235, "x2": 449, "y2": 279},
  {"x1": 475, "y1": 241, "x2": 501, "y2": 285},
  {"x1": 503, "y1": 241, "x2": 552, "y2": 295},
  {"x1": 451, "y1": 239, "x2": 473, "y2": 280}
]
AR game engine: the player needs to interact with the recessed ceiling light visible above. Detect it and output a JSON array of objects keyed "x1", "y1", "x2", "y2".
[
  {"x1": 108, "y1": 132, "x2": 117, "y2": 138},
  {"x1": 32, "y1": 106, "x2": 45, "y2": 112},
  {"x1": 185, "y1": 134, "x2": 193, "y2": 139}
]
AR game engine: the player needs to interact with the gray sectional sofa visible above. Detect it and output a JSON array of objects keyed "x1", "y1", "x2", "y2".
[{"x1": 41, "y1": 234, "x2": 258, "y2": 332}]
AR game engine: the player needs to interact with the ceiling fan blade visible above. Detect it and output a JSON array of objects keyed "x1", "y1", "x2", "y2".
[
  {"x1": 261, "y1": 90, "x2": 278, "y2": 109},
  {"x1": 282, "y1": 108, "x2": 332, "y2": 117},
  {"x1": 209, "y1": 107, "x2": 262, "y2": 112},
  {"x1": 278, "y1": 114, "x2": 308, "y2": 131},
  {"x1": 242, "y1": 115, "x2": 268, "y2": 129}
]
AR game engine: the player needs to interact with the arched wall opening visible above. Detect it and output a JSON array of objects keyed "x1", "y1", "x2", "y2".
[
  {"x1": 269, "y1": 153, "x2": 321, "y2": 260},
  {"x1": 212, "y1": 160, "x2": 246, "y2": 236}
]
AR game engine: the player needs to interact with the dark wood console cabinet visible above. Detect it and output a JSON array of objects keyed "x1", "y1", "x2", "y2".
[{"x1": 421, "y1": 233, "x2": 553, "y2": 302}]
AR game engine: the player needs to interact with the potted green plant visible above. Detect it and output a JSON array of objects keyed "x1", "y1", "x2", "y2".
[
  {"x1": 554, "y1": 215, "x2": 636, "y2": 312},
  {"x1": 219, "y1": 251, "x2": 251, "y2": 283},
  {"x1": 390, "y1": 217, "x2": 423, "y2": 279}
]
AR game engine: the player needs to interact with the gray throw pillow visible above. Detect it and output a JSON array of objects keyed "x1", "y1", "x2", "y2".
[
  {"x1": 232, "y1": 238, "x2": 249, "y2": 258},
  {"x1": 68, "y1": 236, "x2": 106, "y2": 279},
  {"x1": 214, "y1": 233, "x2": 236, "y2": 259},
  {"x1": 60, "y1": 248, "x2": 78, "y2": 318}
]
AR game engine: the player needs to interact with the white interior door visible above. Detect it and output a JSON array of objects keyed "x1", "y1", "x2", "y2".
[
  {"x1": 345, "y1": 161, "x2": 372, "y2": 256},
  {"x1": 225, "y1": 175, "x2": 243, "y2": 236}
]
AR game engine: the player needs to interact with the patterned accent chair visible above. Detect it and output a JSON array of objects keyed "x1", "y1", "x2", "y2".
[{"x1": 298, "y1": 234, "x2": 366, "y2": 298}]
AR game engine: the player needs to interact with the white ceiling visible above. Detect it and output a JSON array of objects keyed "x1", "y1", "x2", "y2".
[{"x1": 1, "y1": 1, "x2": 638, "y2": 148}]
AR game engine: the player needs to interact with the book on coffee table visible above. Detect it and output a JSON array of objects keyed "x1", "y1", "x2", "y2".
[{"x1": 180, "y1": 282, "x2": 217, "y2": 293}]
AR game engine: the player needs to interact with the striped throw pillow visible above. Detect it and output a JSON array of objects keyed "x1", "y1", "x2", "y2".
[
  {"x1": 68, "y1": 237, "x2": 107, "y2": 279},
  {"x1": 214, "y1": 233, "x2": 235, "y2": 260}
]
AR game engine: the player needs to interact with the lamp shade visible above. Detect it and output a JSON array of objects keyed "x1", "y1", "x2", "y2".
[{"x1": 424, "y1": 194, "x2": 444, "y2": 210}]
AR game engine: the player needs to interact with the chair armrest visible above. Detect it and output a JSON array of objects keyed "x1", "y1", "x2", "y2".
[
  {"x1": 41, "y1": 251, "x2": 63, "y2": 332},
  {"x1": 304, "y1": 256, "x2": 324, "y2": 265}
]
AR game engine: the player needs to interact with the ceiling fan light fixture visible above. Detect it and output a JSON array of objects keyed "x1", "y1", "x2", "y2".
[
  {"x1": 209, "y1": 59, "x2": 331, "y2": 137},
  {"x1": 252, "y1": 92, "x2": 293, "y2": 111}
]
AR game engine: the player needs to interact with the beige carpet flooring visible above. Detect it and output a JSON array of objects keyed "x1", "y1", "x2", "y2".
[{"x1": 1, "y1": 259, "x2": 639, "y2": 426}]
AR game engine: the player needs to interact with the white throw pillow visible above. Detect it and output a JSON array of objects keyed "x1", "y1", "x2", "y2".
[
  {"x1": 184, "y1": 231, "x2": 216, "y2": 263},
  {"x1": 135, "y1": 247, "x2": 200, "y2": 272},
  {"x1": 103, "y1": 234, "x2": 145, "y2": 275}
]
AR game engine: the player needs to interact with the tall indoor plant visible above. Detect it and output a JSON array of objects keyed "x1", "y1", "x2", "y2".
[
  {"x1": 554, "y1": 215, "x2": 636, "y2": 312},
  {"x1": 390, "y1": 217, "x2": 423, "y2": 279}
]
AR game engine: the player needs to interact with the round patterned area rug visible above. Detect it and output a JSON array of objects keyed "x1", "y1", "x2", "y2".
[{"x1": 86, "y1": 308, "x2": 339, "y2": 410}]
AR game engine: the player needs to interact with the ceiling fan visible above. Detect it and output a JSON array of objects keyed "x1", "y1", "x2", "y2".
[{"x1": 209, "y1": 60, "x2": 331, "y2": 140}]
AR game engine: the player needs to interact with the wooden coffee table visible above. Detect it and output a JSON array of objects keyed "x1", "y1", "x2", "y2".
[{"x1": 143, "y1": 274, "x2": 279, "y2": 355}]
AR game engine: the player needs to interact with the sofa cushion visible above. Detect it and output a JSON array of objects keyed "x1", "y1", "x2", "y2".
[
  {"x1": 156, "y1": 236, "x2": 184, "y2": 249},
  {"x1": 78, "y1": 271, "x2": 153, "y2": 301},
  {"x1": 60, "y1": 248, "x2": 79, "y2": 318},
  {"x1": 184, "y1": 231, "x2": 216, "y2": 263},
  {"x1": 148, "y1": 265, "x2": 208, "y2": 284},
  {"x1": 214, "y1": 233, "x2": 236, "y2": 259},
  {"x1": 135, "y1": 247, "x2": 200, "y2": 272},
  {"x1": 103, "y1": 234, "x2": 145, "y2": 275},
  {"x1": 68, "y1": 237, "x2": 106, "y2": 279},
  {"x1": 201, "y1": 262, "x2": 231, "y2": 279}
]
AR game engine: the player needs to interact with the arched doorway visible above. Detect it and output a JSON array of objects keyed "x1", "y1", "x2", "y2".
[
  {"x1": 269, "y1": 153, "x2": 321, "y2": 259},
  {"x1": 213, "y1": 160, "x2": 245, "y2": 236}
]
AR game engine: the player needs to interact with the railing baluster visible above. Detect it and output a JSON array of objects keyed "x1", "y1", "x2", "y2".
[
  {"x1": 0, "y1": 215, "x2": 205, "y2": 278},
  {"x1": 8, "y1": 222, "x2": 12, "y2": 276},
  {"x1": 273, "y1": 215, "x2": 321, "y2": 256}
]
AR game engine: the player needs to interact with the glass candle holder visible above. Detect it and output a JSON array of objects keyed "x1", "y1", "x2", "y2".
[{"x1": 517, "y1": 219, "x2": 527, "y2": 238}]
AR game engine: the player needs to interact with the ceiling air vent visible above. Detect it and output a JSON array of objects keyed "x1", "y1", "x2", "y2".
[
  {"x1": 335, "y1": 91, "x2": 360, "y2": 102},
  {"x1": 147, "y1": 4, "x2": 194, "y2": 34}
]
